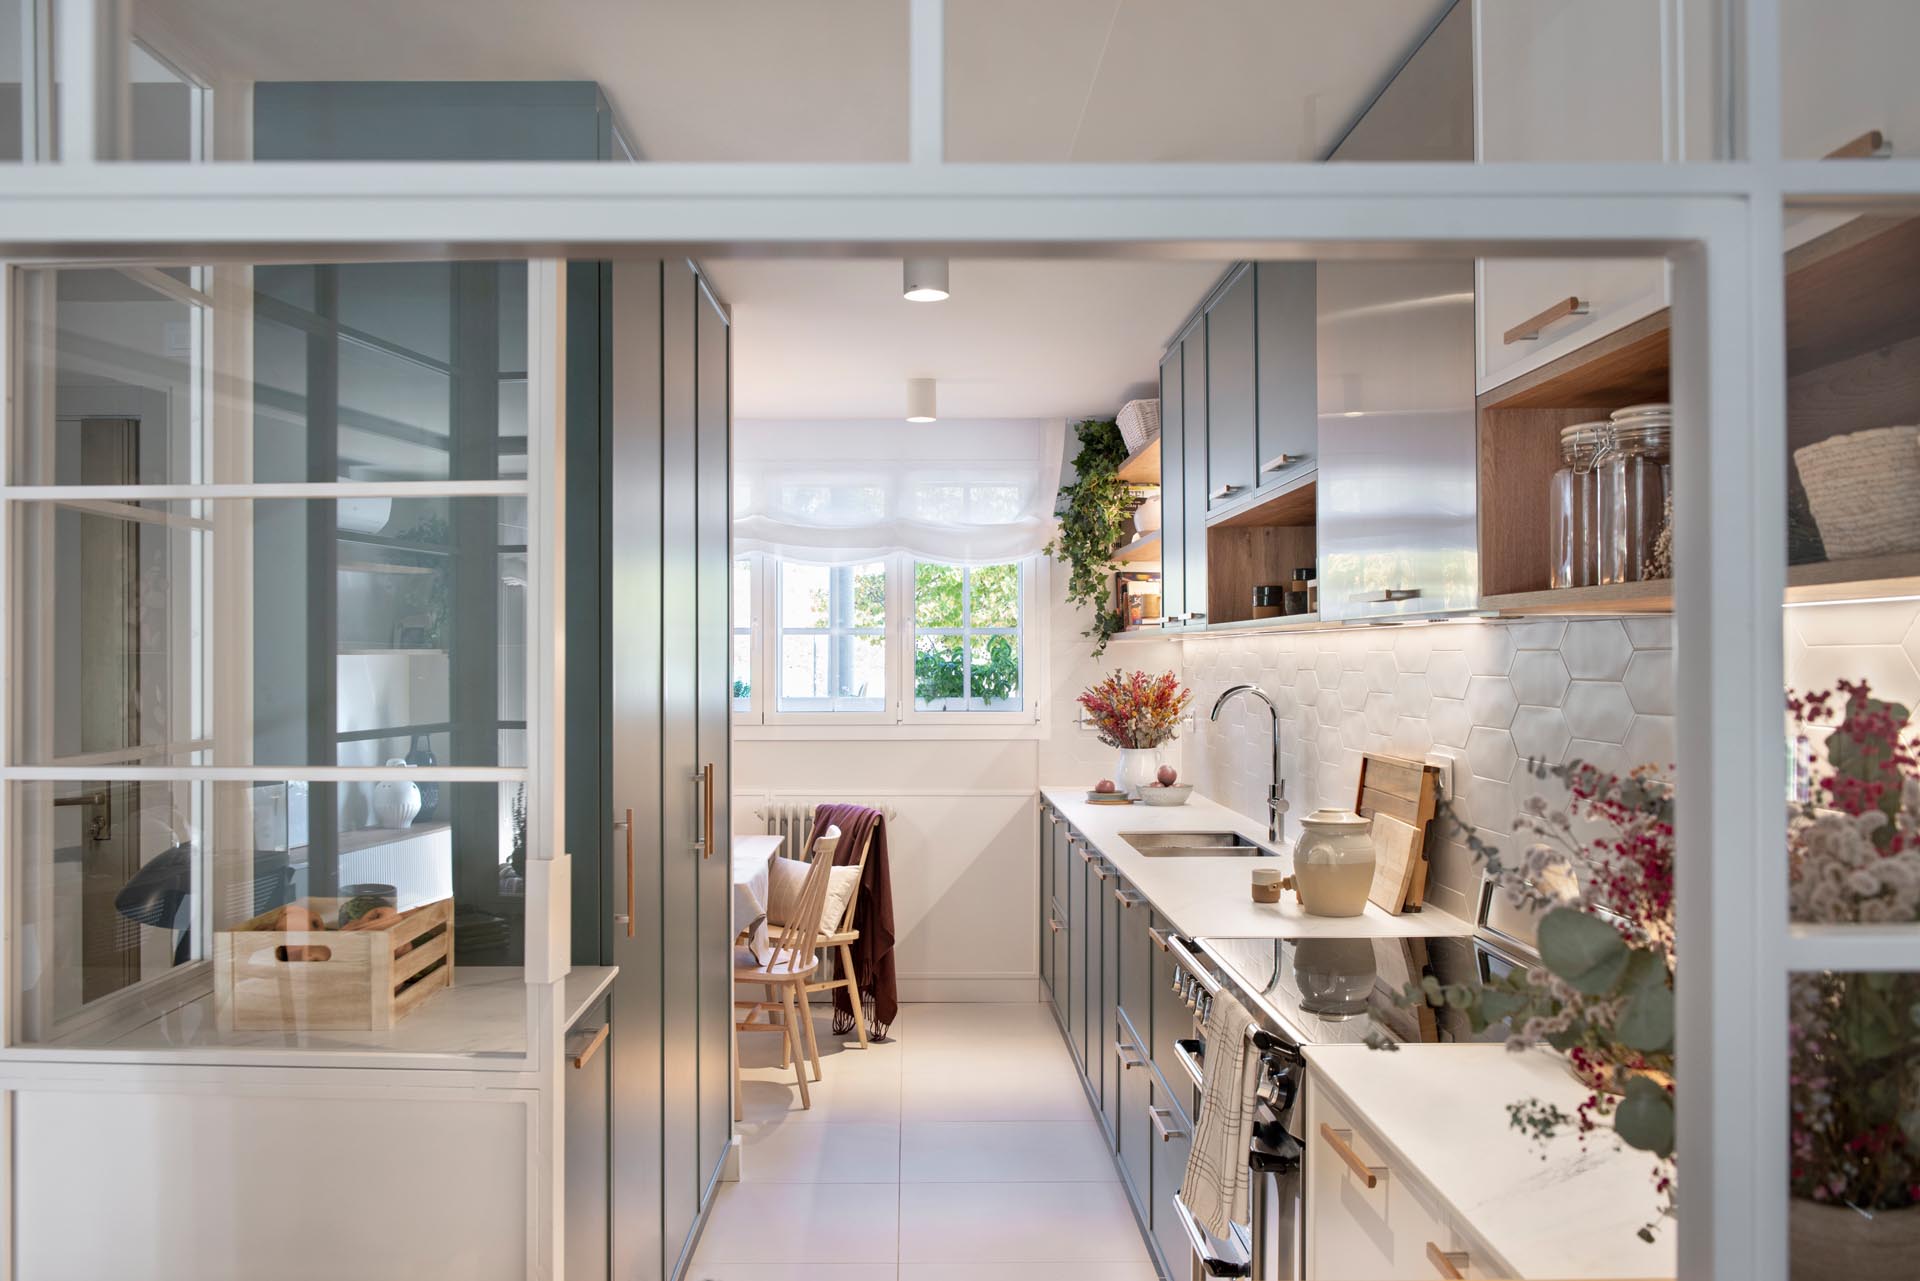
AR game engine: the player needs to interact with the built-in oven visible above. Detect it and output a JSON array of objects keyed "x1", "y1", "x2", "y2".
[{"x1": 1159, "y1": 934, "x2": 1306, "y2": 1280}]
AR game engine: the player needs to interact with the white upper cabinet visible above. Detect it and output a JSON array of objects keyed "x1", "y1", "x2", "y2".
[{"x1": 1472, "y1": 0, "x2": 1702, "y2": 393}]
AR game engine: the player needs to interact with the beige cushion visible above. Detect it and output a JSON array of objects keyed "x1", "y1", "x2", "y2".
[{"x1": 766, "y1": 856, "x2": 859, "y2": 935}]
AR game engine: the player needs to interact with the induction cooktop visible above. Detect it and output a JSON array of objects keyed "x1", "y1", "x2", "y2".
[{"x1": 1195, "y1": 933, "x2": 1532, "y2": 1048}]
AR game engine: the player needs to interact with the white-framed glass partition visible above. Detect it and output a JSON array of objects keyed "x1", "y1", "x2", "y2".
[
  {"x1": 1, "y1": 255, "x2": 564, "y2": 1061},
  {"x1": 0, "y1": 0, "x2": 1917, "y2": 1276}
]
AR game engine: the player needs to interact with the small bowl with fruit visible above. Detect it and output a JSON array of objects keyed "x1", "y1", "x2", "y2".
[
  {"x1": 1085, "y1": 778, "x2": 1132, "y2": 805},
  {"x1": 1138, "y1": 766, "x2": 1193, "y2": 807}
]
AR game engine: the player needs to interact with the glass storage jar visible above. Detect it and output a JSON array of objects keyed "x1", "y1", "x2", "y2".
[
  {"x1": 1549, "y1": 421, "x2": 1609, "y2": 588},
  {"x1": 1599, "y1": 404, "x2": 1673, "y2": 584}
]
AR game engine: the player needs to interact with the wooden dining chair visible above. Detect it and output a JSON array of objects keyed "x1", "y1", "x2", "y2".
[
  {"x1": 733, "y1": 837, "x2": 834, "y2": 1115},
  {"x1": 801, "y1": 824, "x2": 873, "y2": 1051}
]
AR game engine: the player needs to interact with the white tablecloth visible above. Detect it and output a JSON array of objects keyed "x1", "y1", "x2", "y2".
[{"x1": 731, "y1": 833, "x2": 783, "y2": 955}]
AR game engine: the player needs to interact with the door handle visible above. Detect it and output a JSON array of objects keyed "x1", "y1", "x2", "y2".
[
  {"x1": 1147, "y1": 926, "x2": 1172, "y2": 953},
  {"x1": 613, "y1": 809, "x2": 634, "y2": 937},
  {"x1": 1113, "y1": 886, "x2": 1143, "y2": 908},
  {"x1": 1208, "y1": 483, "x2": 1240, "y2": 501},
  {"x1": 1426, "y1": 1241, "x2": 1469, "y2": 1280},
  {"x1": 1260, "y1": 452, "x2": 1305, "y2": 473},
  {"x1": 1047, "y1": 913, "x2": 1063, "y2": 934},
  {"x1": 693, "y1": 765, "x2": 715, "y2": 857},
  {"x1": 1503, "y1": 294, "x2": 1589, "y2": 344},
  {"x1": 570, "y1": 1023, "x2": 610, "y2": 1069},
  {"x1": 1318, "y1": 1123, "x2": 1383, "y2": 1189},
  {"x1": 1362, "y1": 588, "x2": 1421, "y2": 604},
  {"x1": 1114, "y1": 1038, "x2": 1147, "y2": 1070},
  {"x1": 1149, "y1": 1106, "x2": 1189, "y2": 1142}
]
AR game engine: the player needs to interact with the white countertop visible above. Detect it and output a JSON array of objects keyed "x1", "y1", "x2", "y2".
[
  {"x1": 1303, "y1": 1043, "x2": 1677, "y2": 1279},
  {"x1": 1039, "y1": 786, "x2": 1472, "y2": 941}
]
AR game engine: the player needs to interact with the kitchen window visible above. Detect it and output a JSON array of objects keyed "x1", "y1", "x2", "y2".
[
  {"x1": 775, "y1": 559, "x2": 888, "y2": 714},
  {"x1": 912, "y1": 560, "x2": 1024, "y2": 713},
  {"x1": 732, "y1": 555, "x2": 756, "y2": 714}
]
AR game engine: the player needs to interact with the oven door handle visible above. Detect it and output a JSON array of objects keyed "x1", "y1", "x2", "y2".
[{"x1": 1170, "y1": 1192, "x2": 1253, "y2": 1278}]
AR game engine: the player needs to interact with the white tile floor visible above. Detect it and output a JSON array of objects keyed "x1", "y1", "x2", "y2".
[{"x1": 689, "y1": 1001, "x2": 1162, "y2": 1281}]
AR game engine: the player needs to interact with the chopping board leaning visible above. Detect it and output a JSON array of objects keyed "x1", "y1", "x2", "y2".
[{"x1": 1353, "y1": 753, "x2": 1443, "y2": 914}]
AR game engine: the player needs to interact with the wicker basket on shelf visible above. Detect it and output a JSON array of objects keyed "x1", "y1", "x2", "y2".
[
  {"x1": 1793, "y1": 426, "x2": 1920, "y2": 559},
  {"x1": 1117, "y1": 399, "x2": 1160, "y2": 454}
]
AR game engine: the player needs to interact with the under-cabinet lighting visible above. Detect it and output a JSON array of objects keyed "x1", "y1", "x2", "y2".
[
  {"x1": 1784, "y1": 593, "x2": 1920, "y2": 609},
  {"x1": 903, "y1": 256, "x2": 950, "y2": 302}
]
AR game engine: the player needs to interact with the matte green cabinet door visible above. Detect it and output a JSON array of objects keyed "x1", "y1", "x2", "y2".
[
  {"x1": 1255, "y1": 262, "x2": 1319, "y2": 490},
  {"x1": 1179, "y1": 326, "x2": 1210, "y2": 624},
  {"x1": 1066, "y1": 833, "x2": 1087, "y2": 1070},
  {"x1": 1205, "y1": 266, "x2": 1258, "y2": 511},
  {"x1": 1158, "y1": 347, "x2": 1186, "y2": 626},
  {"x1": 1098, "y1": 869, "x2": 1121, "y2": 1142}
]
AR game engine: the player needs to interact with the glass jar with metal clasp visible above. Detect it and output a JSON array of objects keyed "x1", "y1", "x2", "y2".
[
  {"x1": 1549, "y1": 420, "x2": 1610, "y2": 589},
  {"x1": 1598, "y1": 403, "x2": 1673, "y2": 585}
]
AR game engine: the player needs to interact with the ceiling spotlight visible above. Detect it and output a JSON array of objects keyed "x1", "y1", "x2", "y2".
[
  {"x1": 906, "y1": 378, "x2": 937, "y2": 423},
  {"x1": 903, "y1": 256, "x2": 950, "y2": 302}
]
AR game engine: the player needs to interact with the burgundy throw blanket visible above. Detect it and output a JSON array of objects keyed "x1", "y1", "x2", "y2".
[{"x1": 804, "y1": 802, "x2": 898, "y2": 1041}]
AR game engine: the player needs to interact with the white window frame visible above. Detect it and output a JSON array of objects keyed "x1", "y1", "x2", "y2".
[
  {"x1": 767, "y1": 555, "x2": 893, "y2": 722},
  {"x1": 903, "y1": 556, "x2": 1037, "y2": 726},
  {"x1": 6, "y1": 2, "x2": 1920, "y2": 1269}
]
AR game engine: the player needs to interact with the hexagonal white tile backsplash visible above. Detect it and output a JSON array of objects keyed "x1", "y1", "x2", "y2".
[{"x1": 1180, "y1": 617, "x2": 1674, "y2": 921}]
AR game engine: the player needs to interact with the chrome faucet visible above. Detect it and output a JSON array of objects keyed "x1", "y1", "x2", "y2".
[{"x1": 1209, "y1": 683, "x2": 1289, "y2": 845}]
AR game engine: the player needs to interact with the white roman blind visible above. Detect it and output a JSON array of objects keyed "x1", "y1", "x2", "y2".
[{"x1": 733, "y1": 418, "x2": 1065, "y2": 566}]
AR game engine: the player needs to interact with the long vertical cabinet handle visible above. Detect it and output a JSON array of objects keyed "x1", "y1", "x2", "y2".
[
  {"x1": 693, "y1": 766, "x2": 712, "y2": 857},
  {"x1": 613, "y1": 809, "x2": 635, "y2": 937},
  {"x1": 702, "y1": 762, "x2": 716, "y2": 859}
]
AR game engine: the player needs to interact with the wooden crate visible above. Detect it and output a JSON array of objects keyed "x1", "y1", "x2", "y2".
[{"x1": 213, "y1": 897, "x2": 454, "y2": 1032}]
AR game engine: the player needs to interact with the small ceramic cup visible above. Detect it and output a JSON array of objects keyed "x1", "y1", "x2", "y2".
[{"x1": 1251, "y1": 865, "x2": 1285, "y2": 904}]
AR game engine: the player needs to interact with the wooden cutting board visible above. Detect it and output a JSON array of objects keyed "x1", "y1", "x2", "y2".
[{"x1": 1354, "y1": 753, "x2": 1442, "y2": 914}]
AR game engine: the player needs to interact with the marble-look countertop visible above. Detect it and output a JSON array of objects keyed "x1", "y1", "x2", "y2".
[
  {"x1": 109, "y1": 964, "x2": 619, "y2": 1060},
  {"x1": 1303, "y1": 1043, "x2": 1678, "y2": 1279},
  {"x1": 1039, "y1": 786, "x2": 1472, "y2": 941}
]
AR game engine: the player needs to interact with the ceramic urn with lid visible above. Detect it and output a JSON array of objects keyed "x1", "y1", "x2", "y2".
[{"x1": 1285, "y1": 808, "x2": 1376, "y2": 917}]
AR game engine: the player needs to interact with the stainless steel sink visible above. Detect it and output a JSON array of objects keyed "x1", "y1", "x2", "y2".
[{"x1": 1120, "y1": 830, "x2": 1276, "y2": 858}]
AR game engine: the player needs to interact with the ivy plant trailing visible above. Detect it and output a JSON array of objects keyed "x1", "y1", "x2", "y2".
[{"x1": 1046, "y1": 417, "x2": 1134, "y2": 657}]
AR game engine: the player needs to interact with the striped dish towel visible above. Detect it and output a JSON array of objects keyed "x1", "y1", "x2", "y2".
[{"x1": 1182, "y1": 989, "x2": 1260, "y2": 1241}]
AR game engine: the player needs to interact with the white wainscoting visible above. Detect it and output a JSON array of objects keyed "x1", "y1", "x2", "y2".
[{"x1": 734, "y1": 786, "x2": 1040, "y2": 1003}]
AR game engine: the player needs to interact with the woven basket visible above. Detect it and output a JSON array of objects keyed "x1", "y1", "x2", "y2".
[
  {"x1": 1117, "y1": 399, "x2": 1161, "y2": 454},
  {"x1": 1793, "y1": 426, "x2": 1920, "y2": 559}
]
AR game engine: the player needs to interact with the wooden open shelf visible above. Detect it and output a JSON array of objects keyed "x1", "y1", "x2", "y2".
[
  {"x1": 1477, "y1": 214, "x2": 1920, "y2": 612},
  {"x1": 1113, "y1": 530, "x2": 1161, "y2": 564},
  {"x1": 1206, "y1": 479, "x2": 1317, "y2": 625},
  {"x1": 1116, "y1": 437, "x2": 1161, "y2": 485}
]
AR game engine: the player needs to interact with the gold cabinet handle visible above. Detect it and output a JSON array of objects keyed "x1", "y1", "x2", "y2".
[
  {"x1": 1147, "y1": 926, "x2": 1172, "y2": 953},
  {"x1": 1503, "y1": 295, "x2": 1590, "y2": 344},
  {"x1": 1426, "y1": 1241, "x2": 1468, "y2": 1279},
  {"x1": 1046, "y1": 913, "x2": 1063, "y2": 934},
  {"x1": 1826, "y1": 128, "x2": 1890, "y2": 159},
  {"x1": 571, "y1": 1023, "x2": 610, "y2": 1069},
  {"x1": 702, "y1": 761, "x2": 716, "y2": 859},
  {"x1": 613, "y1": 809, "x2": 635, "y2": 937},
  {"x1": 1318, "y1": 1123, "x2": 1381, "y2": 1189}
]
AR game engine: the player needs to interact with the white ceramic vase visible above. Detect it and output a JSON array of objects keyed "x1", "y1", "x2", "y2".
[
  {"x1": 1116, "y1": 747, "x2": 1163, "y2": 799},
  {"x1": 1289, "y1": 808, "x2": 1376, "y2": 917},
  {"x1": 372, "y1": 758, "x2": 422, "y2": 830}
]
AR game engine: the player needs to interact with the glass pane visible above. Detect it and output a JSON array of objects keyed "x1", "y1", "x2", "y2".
[
  {"x1": 914, "y1": 561, "x2": 963, "y2": 628},
  {"x1": 1781, "y1": 201, "x2": 1920, "y2": 923},
  {"x1": 914, "y1": 635, "x2": 965, "y2": 710},
  {"x1": 780, "y1": 634, "x2": 829, "y2": 703},
  {"x1": 130, "y1": 42, "x2": 198, "y2": 161},
  {"x1": 970, "y1": 633, "x2": 1022, "y2": 711},
  {"x1": 845, "y1": 634, "x2": 886, "y2": 705},
  {"x1": 731, "y1": 633, "x2": 752, "y2": 711},
  {"x1": 1786, "y1": 970, "x2": 1920, "y2": 1279},
  {"x1": 732, "y1": 557, "x2": 752, "y2": 622},
  {"x1": 11, "y1": 261, "x2": 529, "y2": 485},
  {"x1": 971, "y1": 562, "x2": 1021, "y2": 628},
  {"x1": 849, "y1": 561, "x2": 887, "y2": 629},
  {"x1": 0, "y1": 0, "x2": 22, "y2": 162},
  {"x1": 1782, "y1": 0, "x2": 1919, "y2": 159},
  {"x1": 8, "y1": 498, "x2": 526, "y2": 767},
  {"x1": 780, "y1": 562, "x2": 830, "y2": 630},
  {"x1": 10, "y1": 779, "x2": 531, "y2": 1054}
]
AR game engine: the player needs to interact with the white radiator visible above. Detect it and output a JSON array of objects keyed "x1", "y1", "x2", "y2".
[{"x1": 755, "y1": 801, "x2": 897, "y2": 855}]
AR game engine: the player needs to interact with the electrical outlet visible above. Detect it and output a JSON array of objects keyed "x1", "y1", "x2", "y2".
[{"x1": 1424, "y1": 749, "x2": 1458, "y2": 799}]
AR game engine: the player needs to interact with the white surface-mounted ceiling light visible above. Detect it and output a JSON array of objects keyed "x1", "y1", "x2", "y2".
[
  {"x1": 906, "y1": 378, "x2": 937, "y2": 423},
  {"x1": 903, "y1": 256, "x2": 950, "y2": 302}
]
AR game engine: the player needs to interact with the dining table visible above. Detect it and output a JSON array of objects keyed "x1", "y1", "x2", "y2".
[{"x1": 731, "y1": 832, "x2": 783, "y2": 956}]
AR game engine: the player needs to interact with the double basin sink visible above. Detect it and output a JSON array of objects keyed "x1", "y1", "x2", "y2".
[{"x1": 1120, "y1": 830, "x2": 1280, "y2": 859}]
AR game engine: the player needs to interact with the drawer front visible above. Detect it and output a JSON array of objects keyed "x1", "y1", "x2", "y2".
[
  {"x1": 1097, "y1": 870, "x2": 1120, "y2": 1141},
  {"x1": 1115, "y1": 1006, "x2": 1156, "y2": 1211},
  {"x1": 1205, "y1": 266, "x2": 1258, "y2": 510},
  {"x1": 1038, "y1": 808, "x2": 1054, "y2": 995},
  {"x1": 1148, "y1": 915, "x2": 1199, "y2": 1116},
  {"x1": 1066, "y1": 836, "x2": 1088, "y2": 1071},
  {"x1": 1477, "y1": 258, "x2": 1670, "y2": 393},
  {"x1": 1305, "y1": 1083, "x2": 1499, "y2": 1280},
  {"x1": 1149, "y1": 1090, "x2": 1197, "y2": 1281},
  {"x1": 1045, "y1": 896, "x2": 1066, "y2": 1014},
  {"x1": 1115, "y1": 879, "x2": 1153, "y2": 1038}
]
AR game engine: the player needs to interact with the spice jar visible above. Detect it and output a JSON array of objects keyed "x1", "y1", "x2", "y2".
[
  {"x1": 1251, "y1": 586, "x2": 1285, "y2": 619},
  {"x1": 1549, "y1": 422, "x2": 1609, "y2": 589},
  {"x1": 1599, "y1": 404, "x2": 1673, "y2": 584},
  {"x1": 1286, "y1": 566, "x2": 1316, "y2": 616}
]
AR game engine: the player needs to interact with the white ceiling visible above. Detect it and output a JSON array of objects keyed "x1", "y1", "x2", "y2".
[
  {"x1": 705, "y1": 257, "x2": 1227, "y2": 419},
  {"x1": 138, "y1": 0, "x2": 1455, "y2": 419}
]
